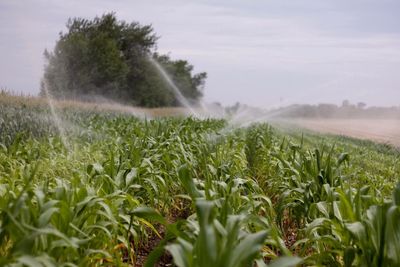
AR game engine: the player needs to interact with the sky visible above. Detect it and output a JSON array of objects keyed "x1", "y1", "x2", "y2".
[{"x1": 0, "y1": 0, "x2": 399, "y2": 108}]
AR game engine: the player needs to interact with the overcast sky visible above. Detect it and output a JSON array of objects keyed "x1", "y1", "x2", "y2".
[{"x1": 1, "y1": 0, "x2": 399, "y2": 107}]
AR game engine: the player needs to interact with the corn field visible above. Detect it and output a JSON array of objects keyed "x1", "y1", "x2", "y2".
[{"x1": 1, "y1": 101, "x2": 400, "y2": 266}]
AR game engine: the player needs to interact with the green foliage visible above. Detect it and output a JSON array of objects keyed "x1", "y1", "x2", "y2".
[
  {"x1": 42, "y1": 13, "x2": 206, "y2": 107},
  {"x1": 1, "y1": 100, "x2": 400, "y2": 266},
  {"x1": 163, "y1": 200, "x2": 268, "y2": 267}
]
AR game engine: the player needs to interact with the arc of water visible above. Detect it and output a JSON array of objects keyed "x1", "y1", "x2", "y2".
[
  {"x1": 147, "y1": 55, "x2": 199, "y2": 117},
  {"x1": 42, "y1": 79, "x2": 70, "y2": 150}
]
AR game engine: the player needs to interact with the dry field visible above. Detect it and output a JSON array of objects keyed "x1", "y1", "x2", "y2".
[
  {"x1": 0, "y1": 92, "x2": 188, "y2": 117},
  {"x1": 281, "y1": 119, "x2": 400, "y2": 147}
]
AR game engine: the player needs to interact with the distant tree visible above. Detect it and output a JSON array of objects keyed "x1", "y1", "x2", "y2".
[
  {"x1": 357, "y1": 102, "x2": 367, "y2": 109},
  {"x1": 317, "y1": 103, "x2": 338, "y2": 118},
  {"x1": 41, "y1": 13, "x2": 206, "y2": 107},
  {"x1": 213, "y1": 102, "x2": 222, "y2": 107},
  {"x1": 342, "y1": 100, "x2": 350, "y2": 107},
  {"x1": 226, "y1": 102, "x2": 241, "y2": 115}
]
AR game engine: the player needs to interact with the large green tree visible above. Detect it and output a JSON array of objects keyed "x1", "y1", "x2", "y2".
[{"x1": 42, "y1": 13, "x2": 206, "y2": 107}]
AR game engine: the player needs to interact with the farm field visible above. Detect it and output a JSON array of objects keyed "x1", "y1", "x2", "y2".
[
  {"x1": 278, "y1": 119, "x2": 400, "y2": 147},
  {"x1": 1, "y1": 98, "x2": 400, "y2": 266},
  {"x1": 0, "y1": 93, "x2": 188, "y2": 119}
]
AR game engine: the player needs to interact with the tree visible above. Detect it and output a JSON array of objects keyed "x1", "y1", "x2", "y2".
[
  {"x1": 342, "y1": 100, "x2": 350, "y2": 107},
  {"x1": 41, "y1": 13, "x2": 206, "y2": 107},
  {"x1": 152, "y1": 53, "x2": 206, "y2": 104},
  {"x1": 357, "y1": 102, "x2": 367, "y2": 109}
]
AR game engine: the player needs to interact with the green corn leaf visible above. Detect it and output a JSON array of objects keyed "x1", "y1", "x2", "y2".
[{"x1": 131, "y1": 206, "x2": 167, "y2": 225}]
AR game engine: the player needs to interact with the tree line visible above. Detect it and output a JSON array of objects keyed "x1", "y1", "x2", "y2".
[
  {"x1": 42, "y1": 13, "x2": 206, "y2": 107},
  {"x1": 269, "y1": 101, "x2": 400, "y2": 119}
]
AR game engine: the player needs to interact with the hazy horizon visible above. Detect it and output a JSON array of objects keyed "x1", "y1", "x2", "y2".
[{"x1": 1, "y1": 0, "x2": 400, "y2": 108}]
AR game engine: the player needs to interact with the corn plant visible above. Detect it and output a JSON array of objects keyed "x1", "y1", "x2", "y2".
[{"x1": 1, "y1": 98, "x2": 400, "y2": 266}]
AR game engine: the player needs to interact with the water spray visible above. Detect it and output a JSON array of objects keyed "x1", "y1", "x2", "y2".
[
  {"x1": 41, "y1": 79, "x2": 71, "y2": 150},
  {"x1": 147, "y1": 55, "x2": 200, "y2": 117}
]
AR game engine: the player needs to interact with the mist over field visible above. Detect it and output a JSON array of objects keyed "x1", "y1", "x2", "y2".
[{"x1": 1, "y1": 0, "x2": 399, "y2": 148}]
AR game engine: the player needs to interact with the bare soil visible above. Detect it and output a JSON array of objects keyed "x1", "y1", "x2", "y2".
[{"x1": 280, "y1": 119, "x2": 400, "y2": 147}]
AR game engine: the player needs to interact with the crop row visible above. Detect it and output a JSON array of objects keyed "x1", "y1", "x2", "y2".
[{"x1": 0, "y1": 104, "x2": 399, "y2": 266}]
